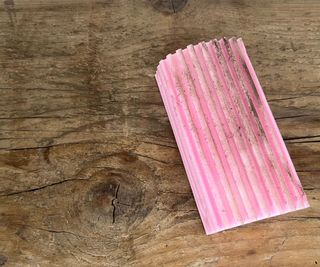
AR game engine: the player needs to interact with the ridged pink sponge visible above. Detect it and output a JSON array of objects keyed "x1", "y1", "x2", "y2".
[{"x1": 155, "y1": 37, "x2": 309, "y2": 235}]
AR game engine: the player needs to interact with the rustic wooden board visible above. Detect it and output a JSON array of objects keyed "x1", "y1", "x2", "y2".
[{"x1": 0, "y1": 0, "x2": 319, "y2": 266}]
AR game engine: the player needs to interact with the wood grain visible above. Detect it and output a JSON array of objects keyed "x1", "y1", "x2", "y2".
[{"x1": 0, "y1": 0, "x2": 319, "y2": 266}]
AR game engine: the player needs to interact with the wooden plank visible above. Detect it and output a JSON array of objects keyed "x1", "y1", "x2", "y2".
[{"x1": 0, "y1": 0, "x2": 319, "y2": 266}]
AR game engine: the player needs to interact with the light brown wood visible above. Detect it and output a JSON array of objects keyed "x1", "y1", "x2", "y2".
[{"x1": 0, "y1": 0, "x2": 319, "y2": 266}]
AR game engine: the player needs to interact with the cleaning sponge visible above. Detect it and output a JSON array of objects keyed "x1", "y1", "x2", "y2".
[{"x1": 155, "y1": 37, "x2": 309, "y2": 235}]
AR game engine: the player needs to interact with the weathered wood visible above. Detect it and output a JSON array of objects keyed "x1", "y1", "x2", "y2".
[{"x1": 0, "y1": 0, "x2": 319, "y2": 266}]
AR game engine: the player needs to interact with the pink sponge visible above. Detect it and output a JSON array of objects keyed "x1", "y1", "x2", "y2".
[{"x1": 155, "y1": 37, "x2": 309, "y2": 235}]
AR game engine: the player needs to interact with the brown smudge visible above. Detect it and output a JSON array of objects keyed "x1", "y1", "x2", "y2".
[
  {"x1": 2, "y1": 150, "x2": 31, "y2": 168},
  {"x1": 4, "y1": 0, "x2": 17, "y2": 26},
  {"x1": 242, "y1": 63, "x2": 261, "y2": 104},
  {"x1": 247, "y1": 249, "x2": 256, "y2": 255},
  {"x1": 213, "y1": 39, "x2": 222, "y2": 57},
  {"x1": 224, "y1": 38, "x2": 236, "y2": 63},
  {"x1": 247, "y1": 92, "x2": 265, "y2": 137},
  {"x1": 149, "y1": 0, "x2": 188, "y2": 14},
  {"x1": 286, "y1": 166, "x2": 305, "y2": 197},
  {"x1": 0, "y1": 255, "x2": 8, "y2": 266},
  {"x1": 118, "y1": 152, "x2": 138, "y2": 163}
]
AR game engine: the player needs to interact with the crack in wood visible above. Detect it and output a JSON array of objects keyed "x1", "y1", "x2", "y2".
[
  {"x1": 33, "y1": 227, "x2": 84, "y2": 238},
  {"x1": 158, "y1": 190, "x2": 191, "y2": 195},
  {"x1": 141, "y1": 141, "x2": 177, "y2": 149},
  {"x1": 111, "y1": 183, "x2": 120, "y2": 224},
  {"x1": 268, "y1": 237, "x2": 287, "y2": 264},
  {"x1": 0, "y1": 141, "x2": 126, "y2": 151},
  {"x1": 134, "y1": 152, "x2": 179, "y2": 165},
  {"x1": 157, "y1": 207, "x2": 198, "y2": 212},
  {"x1": 275, "y1": 114, "x2": 310, "y2": 120},
  {"x1": 291, "y1": 216, "x2": 320, "y2": 220},
  {"x1": 296, "y1": 169, "x2": 320, "y2": 172},
  {"x1": 269, "y1": 95, "x2": 317, "y2": 102},
  {"x1": 0, "y1": 178, "x2": 88, "y2": 197},
  {"x1": 283, "y1": 135, "x2": 320, "y2": 141}
]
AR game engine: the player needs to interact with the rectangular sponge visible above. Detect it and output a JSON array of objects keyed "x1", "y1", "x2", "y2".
[{"x1": 155, "y1": 37, "x2": 309, "y2": 235}]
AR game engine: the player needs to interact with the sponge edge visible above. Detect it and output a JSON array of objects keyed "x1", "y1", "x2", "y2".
[{"x1": 155, "y1": 37, "x2": 309, "y2": 235}]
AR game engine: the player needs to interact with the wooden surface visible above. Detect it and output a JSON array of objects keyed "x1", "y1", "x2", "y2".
[{"x1": 0, "y1": 0, "x2": 319, "y2": 266}]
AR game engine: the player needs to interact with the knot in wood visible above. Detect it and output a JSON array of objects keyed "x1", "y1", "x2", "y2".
[{"x1": 73, "y1": 153, "x2": 157, "y2": 233}]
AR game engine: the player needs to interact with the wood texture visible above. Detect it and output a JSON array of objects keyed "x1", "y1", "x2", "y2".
[{"x1": 0, "y1": 0, "x2": 319, "y2": 266}]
